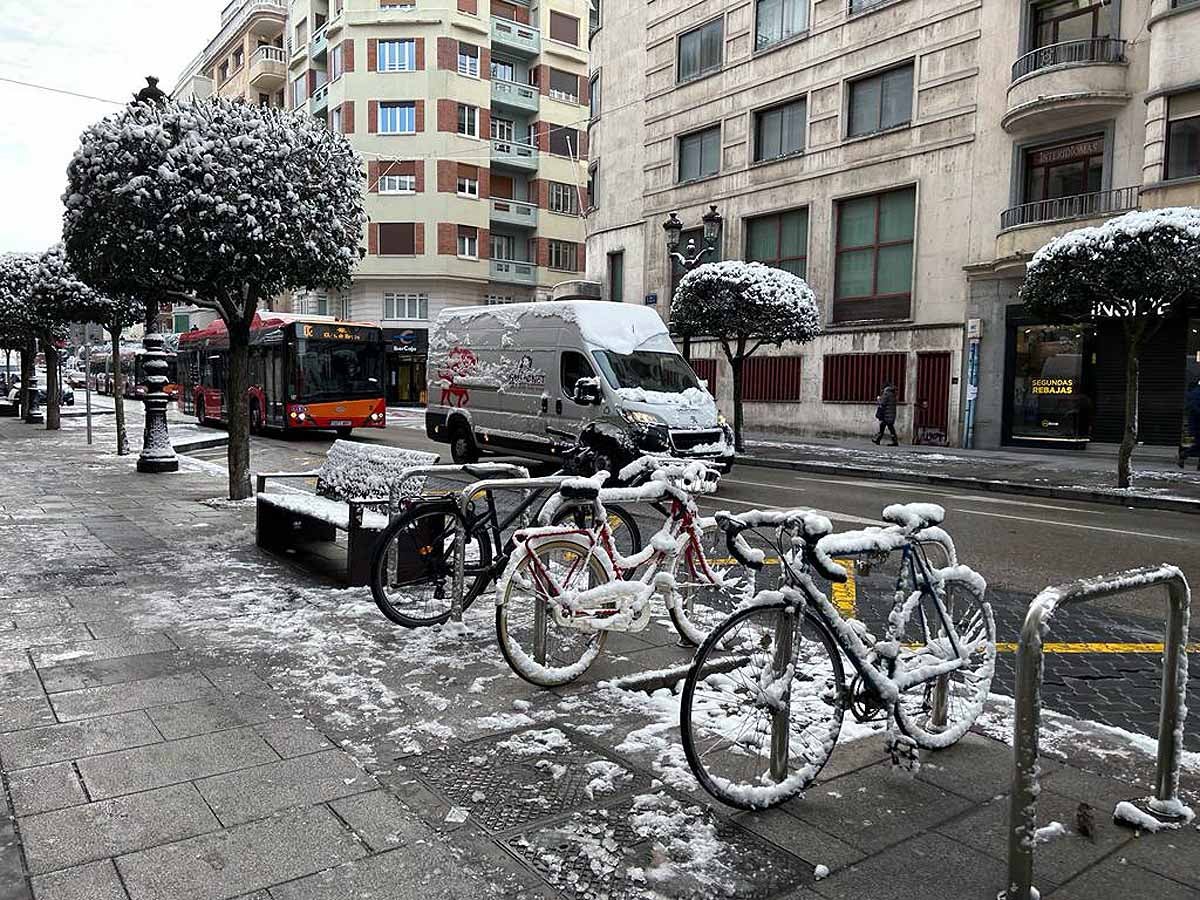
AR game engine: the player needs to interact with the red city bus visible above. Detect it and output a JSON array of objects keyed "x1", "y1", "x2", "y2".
[{"x1": 178, "y1": 313, "x2": 386, "y2": 437}]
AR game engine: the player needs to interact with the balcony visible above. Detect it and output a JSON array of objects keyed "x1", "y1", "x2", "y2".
[
  {"x1": 996, "y1": 186, "x2": 1140, "y2": 260},
  {"x1": 491, "y1": 138, "x2": 539, "y2": 171},
  {"x1": 491, "y1": 79, "x2": 539, "y2": 114},
  {"x1": 490, "y1": 198, "x2": 538, "y2": 229},
  {"x1": 310, "y1": 81, "x2": 330, "y2": 114},
  {"x1": 491, "y1": 259, "x2": 539, "y2": 285},
  {"x1": 1003, "y1": 38, "x2": 1129, "y2": 133},
  {"x1": 310, "y1": 23, "x2": 328, "y2": 59},
  {"x1": 249, "y1": 45, "x2": 287, "y2": 90},
  {"x1": 205, "y1": 0, "x2": 287, "y2": 67},
  {"x1": 491, "y1": 17, "x2": 540, "y2": 57}
]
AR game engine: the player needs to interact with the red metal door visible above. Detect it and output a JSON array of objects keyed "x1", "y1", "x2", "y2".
[{"x1": 914, "y1": 352, "x2": 951, "y2": 446}]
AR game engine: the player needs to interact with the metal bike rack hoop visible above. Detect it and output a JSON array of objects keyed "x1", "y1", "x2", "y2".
[{"x1": 1004, "y1": 564, "x2": 1191, "y2": 900}]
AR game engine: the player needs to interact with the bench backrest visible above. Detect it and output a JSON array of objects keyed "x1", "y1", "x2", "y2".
[{"x1": 315, "y1": 440, "x2": 440, "y2": 505}]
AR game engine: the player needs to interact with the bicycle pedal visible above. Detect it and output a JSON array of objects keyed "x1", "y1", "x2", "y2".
[{"x1": 885, "y1": 731, "x2": 921, "y2": 773}]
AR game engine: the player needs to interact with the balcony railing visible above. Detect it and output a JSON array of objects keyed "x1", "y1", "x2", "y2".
[
  {"x1": 491, "y1": 79, "x2": 539, "y2": 112},
  {"x1": 310, "y1": 23, "x2": 329, "y2": 57},
  {"x1": 252, "y1": 45, "x2": 287, "y2": 65},
  {"x1": 491, "y1": 259, "x2": 538, "y2": 284},
  {"x1": 490, "y1": 198, "x2": 538, "y2": 227},
  {"x1": 1000, "y1": 185, "x2": 1140, "y2": 230},
  {"x1": 491, "y1": 138, "x2": 539, "y2": 169},
  {"x1": 491, "y1": 17, "x2": 541, "y2": 55},
  {"x1": 1011, "y1": 37, "x2": 1126, "y2": 83},
  {"x1": 205, "y1": 0, "x2": 286, "y2": 65}
]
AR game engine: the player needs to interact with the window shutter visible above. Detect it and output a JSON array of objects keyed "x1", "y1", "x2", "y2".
[{"x1": 549, "y1": 11, "x2": 579, "y2": 44}]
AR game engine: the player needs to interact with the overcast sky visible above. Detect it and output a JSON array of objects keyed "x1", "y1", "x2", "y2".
[{"x1": 0, "y1": 0, "x2": 225, "y2": 253}]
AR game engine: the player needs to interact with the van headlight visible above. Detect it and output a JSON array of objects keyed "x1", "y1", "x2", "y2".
[
  {"x1": 717, "y1": 412, "x2": 728, "y2": 427},
  {"x1": 622, "y1": 410, "x2": 664, "y2": 427}
]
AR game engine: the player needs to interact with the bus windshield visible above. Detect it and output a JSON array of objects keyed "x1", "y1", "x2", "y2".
[
  {"x1": 592, "y1": 350, "x2": 700, "y2": 394},
  {"x1": 293, "y1": 339, "x2": 383, "y2": 401}
]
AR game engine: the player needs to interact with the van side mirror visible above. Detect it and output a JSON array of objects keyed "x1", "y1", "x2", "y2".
[{"x1": 572, "y1": 378, "x2": 603, "y2": 405}]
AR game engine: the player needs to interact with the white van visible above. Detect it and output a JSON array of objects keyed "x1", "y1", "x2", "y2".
[{"x1": 425, "y1": 301, "x2": 734, "y2": 472}]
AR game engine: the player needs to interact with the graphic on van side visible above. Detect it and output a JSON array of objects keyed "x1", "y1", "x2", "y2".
[
  {"x1": 437, "y1": 347, "x2": 477, "y2": 407},
  {"x1": 512, "y1": 355, "x2": 546, "y2": 387}
]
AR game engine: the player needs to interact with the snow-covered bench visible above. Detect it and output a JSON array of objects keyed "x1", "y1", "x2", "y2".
[{"x1": 255, "y1": 440, "x2": 440, "y2": 585}]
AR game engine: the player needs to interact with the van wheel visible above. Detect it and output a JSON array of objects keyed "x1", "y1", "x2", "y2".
[{"x1": 450, "y1": 422, "x2": 479, "y2": 463}]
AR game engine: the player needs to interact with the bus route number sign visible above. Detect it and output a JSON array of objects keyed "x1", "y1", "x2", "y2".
[{"x1": 303, "y1": 324, "x2": 367, "y2": 341}]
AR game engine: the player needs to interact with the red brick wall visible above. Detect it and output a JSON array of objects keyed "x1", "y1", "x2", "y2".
[
  {"x1": 579, "y1": 73, "x2": 588, "y2": 106},
  {"x1": 415, "y1": 37, "x2": 425, "y2": 70},
  {"x1": 536, "y1": 64, "x2": 549, "y2": 96},
  {"x1": 479, "y1": 109, "x2": 491, "y2": 141},
  {"x1": 437, "y1": 223, "x2": 456, "y2": 255},
  {"x1": 368, "y1": 223, "x2": 378, "y2": 255},
  {"x1": 437, "y1": 37, "x2": 456, "y2": 70},
  {"x1": 414, "y1": 222, "x2": 425, "y2": 255},
  {"x1": 576, "y1": 243, "x2": 586, "y2": 273},
  {"x1": 531, "y1": 121, "x2": 548, "y2": 151},
  {"x1": 368, "y1": 160, "x2": 378, "y2": 191},
  {"x1": 534, "y1": 237, "x2": 549, "y2": 268},
  {"x1": 367, "y1": 38, "x2": 377, "y2": 72},
  {"x1": 457, "y1": 0, "x2": 477, "y2": 12},
  {"x1": 415, "y1": 99, "x2": 425, "y2": 131},
  {"x1": 307, "y1": 70, "x2": 317, "y2": 92},
  {"x1": 343, "y1": 39, "x2": 355, "y2": 73},
  {"x1": 577, "y1": 131, "x2": 589, "y2": 160},
  {"x1": 367, "y1": 100, "x2": 377, "y2": 133},
  {"x1": 436, "y1": 159, "x2": 455, "y2": 193},
  {"x1": 437, "y1": 99, "x2": 456, "y2": 132},
  {"x1": 478, "y1": 167, "x2": 490, "y2": 199},
  {"x1": 478, "y1": 227, "x2": 490, "y2": 259},
  {"x1": 480, "y1": 48, "x2": 491, "y2": 80},
  {"x1": 342, "y1": 100, "x2": 355, "y2": 134},
  {"x1": 529, "y1": 178, "x2": 548, "y2": 209}
]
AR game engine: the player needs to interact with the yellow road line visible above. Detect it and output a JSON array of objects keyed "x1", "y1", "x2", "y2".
[{"x1": 994, "y1": 642, "x2": 1200, "y2": 654}]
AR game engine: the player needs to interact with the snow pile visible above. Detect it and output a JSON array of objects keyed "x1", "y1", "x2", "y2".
[
  {"x1": 629, "y1": 793, "x2": 732, "y2": 890},
  {"x1": 1033, "y1": 821, "x2": 1069, "y2": 843},
  {"x1": 497, "y1": 728, "x2": 573, "y2": 757},
  {"x1": 315, "y1": 440, "x2": 439, "y2": 505},
  {"x1": 1112, "y1": 801, "x2": 1186, "y2": 834},
  {"x1": 615, "y1": 386, "x2": 709, "y2": 408}
]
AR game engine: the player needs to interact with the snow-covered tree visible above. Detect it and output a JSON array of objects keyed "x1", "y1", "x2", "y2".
[
  {"x1": 1020, "y1": 207, "x2": 1200, "y2": 488},
  {"x1": 671, "y1": 260, "x2": 821, "y2": 452},
  {"x1": 0, "y1": 252, "x2": 49, "y2": 423},
  {"x1": 63, "y1": 97, "x2": 366, "y2": 498}
]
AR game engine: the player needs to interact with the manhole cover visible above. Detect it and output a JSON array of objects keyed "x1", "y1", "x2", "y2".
[
  {"x1": 416, "y1": 727, "x2": 648, "y2": 833},
  {"x1": 508, "y1": 794, "x2": 812, "y2": 900}
]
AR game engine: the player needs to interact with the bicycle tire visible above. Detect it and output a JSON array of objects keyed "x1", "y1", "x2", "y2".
[
  {"x1": 369, "y1": 502, "x2": 492, "y2": 628},
  {"x1": 680, "y1": 599, "x2": 845, "y2": 810},
  {"x1": 667, "y1": 519, "x2": 756, "y2": 647},
  {"x1": 887, "y1": 567, "x2": 995, "y2": 750},
  {"x1": 549, "y1": 502, "x2": 642, "y2": 563},
  {"x1": 495, "y1": 536, "x2": 610, "y2": 687}
]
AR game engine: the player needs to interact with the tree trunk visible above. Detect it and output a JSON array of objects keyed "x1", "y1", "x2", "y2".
[
  {"x1": 42, "y1": 337, "x2": 61, "y2": 431},
  {"x1": 730, "y1": 355, "x2": 745, "y2": 453},
  {"x1": 1117, "y1": 324, "x2": 1143, "y2": 489},
  {"x1": 20, "y1": 340, "x2": 35, "y2": 423},
  {"x1": 111, "y1": 329, "x2": 128, "y2": 455},
  {"x1": 226, "y1": 324, "x2": 252, "y2": 500}
]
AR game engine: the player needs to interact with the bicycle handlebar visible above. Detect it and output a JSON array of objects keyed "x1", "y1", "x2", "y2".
[{"x1": 714, "y1": 509, "x2": 848, "y2": 583}]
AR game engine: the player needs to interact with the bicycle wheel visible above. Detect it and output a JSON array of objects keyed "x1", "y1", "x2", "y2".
[
  {"x1": 888, "y1": 567, "x2": 996, "y2": 750},
  {"x1": 369, "y1": 503, "x2": 492, "y2": 628},
  {"x1": 496, "y1": 536, "x2": 611, "y2": 687},
  {"x1": 680, "y1": 599, "x2": 845, "y2": 810},
  {"x1": 667, "y1": 520, "x2": 757, "y2": 646},
  {"x1": 549, "y1": 502, "x2": 642, "y2": 561}
]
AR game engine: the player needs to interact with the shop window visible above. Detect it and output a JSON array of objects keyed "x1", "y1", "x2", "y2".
[
  {"x1": 822, "y1": 353, "x2": 907, "y2": 402},
  {"x1": 1166, "y1": 92, "x2": 1200, "y2": 181},
  {"x1": 1011, "y1": 324, "x2": 1090, "y2": 441},
  {"x1": 744, "y1": 357, "x2": 804, "y2": 402}
]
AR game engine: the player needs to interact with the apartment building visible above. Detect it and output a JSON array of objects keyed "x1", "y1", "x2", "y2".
[
  {"x1": 171, "y1": 0, "x2": 291, "y2": 331},
  {"x1": 587, "y1": 0, "x2": 1200, "y2": 449},
  {"x1": 286, "y1": 0, "x2": 591, "y2": 404}
]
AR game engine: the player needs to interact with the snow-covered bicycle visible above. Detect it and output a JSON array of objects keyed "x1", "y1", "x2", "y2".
[
  {"x1": 679, "y1": 503, "x2": 996, "y2": 810},
  {"x1": 494, "y1": 457, "x2": 745, "y2": 687}
]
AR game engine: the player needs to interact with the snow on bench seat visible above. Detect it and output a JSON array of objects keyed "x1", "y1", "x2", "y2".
[
  {"x1": 257, "y1": 492, "x2": 389, "y2": 531},
  {"x1": 314, "y1": 440, "x2": 440, "y2": 506}
]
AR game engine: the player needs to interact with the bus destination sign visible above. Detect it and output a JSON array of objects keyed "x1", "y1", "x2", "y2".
[{"x1": 302, "y1": 324, "x2": 373, "y2": 342}]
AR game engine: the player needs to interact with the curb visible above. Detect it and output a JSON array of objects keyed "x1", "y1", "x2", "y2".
[
  {"x1": 738, "y1": 454, "x2": 1200, "y2": 515},
  {"x1": 174, "y1": 436, "x2": 230, "y2": 453}
]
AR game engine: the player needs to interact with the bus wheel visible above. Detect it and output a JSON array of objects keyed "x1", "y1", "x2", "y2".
[
  {"x1": 336, "y1": 426, "x2": 353, "y2": 439},
  {"x1": 450, "y1": 421, "x2": 479, "y2": 464}
]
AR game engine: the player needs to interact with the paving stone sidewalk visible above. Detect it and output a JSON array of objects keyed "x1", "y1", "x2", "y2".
[{"x1": 0, "y1": 416, "x2": 1196, "y2": 900}]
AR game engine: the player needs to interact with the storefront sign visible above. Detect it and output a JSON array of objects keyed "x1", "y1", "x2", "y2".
[
  {"x1": 1031, "y1": 378, "x2": 1075, "y2": 395},
  {"x1": 1029, "y1": 138, "x2": 1104, "y2": 167}
]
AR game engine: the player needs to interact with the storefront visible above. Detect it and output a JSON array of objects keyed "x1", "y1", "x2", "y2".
[
  {"x1": 1002, "y1": 305, "x2": 1199, "y2": 448},
  {"x1": 383, "y1": 328, "x2": 428, "y2": 407}
]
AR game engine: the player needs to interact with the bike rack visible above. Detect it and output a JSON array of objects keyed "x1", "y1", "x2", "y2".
[
  {"x1": 1003, "y1": 565, "x2": 1191, "y2": 900},
  {"x1": 390, "y1": 463, "x2": 531, "y2": 518}
]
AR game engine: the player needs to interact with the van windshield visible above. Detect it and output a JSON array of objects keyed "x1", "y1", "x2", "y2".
[{"x1": 592, "y1": 350, "x2": 700, "y2": 394}]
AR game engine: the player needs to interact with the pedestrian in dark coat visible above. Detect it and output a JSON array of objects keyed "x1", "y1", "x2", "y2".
[
  {"x1": 872, "y1": 382, "x2": 898, "y2": 446},
  {"x1": 1179, "y1": 380, "x2": 1200, "y2": 469}
]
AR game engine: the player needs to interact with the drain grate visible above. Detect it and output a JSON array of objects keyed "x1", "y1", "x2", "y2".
[
  {"x1": 416, "y1": 727, "x2": 649, "y2": 833},
  {"x1": 506, "y1": 797, "x2": 813, "y2": 900}
]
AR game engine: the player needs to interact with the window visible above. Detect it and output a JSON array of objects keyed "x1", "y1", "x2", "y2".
[
  {"x1": 457, "y1": 175, "x2": 479, "y2": 197},
  {"x1": 294, "y1": 18, "x2": 307, "y2": 47},
  {"x1": 487, "y1": 294, "x2": 517, "y2": 305},
  {"x1": 548, "y1": 240, "x2": 579, "y2": 271},
  {"x1": 677, "y1": 126, "x2": 721, "y2": 182},
  {"x1": 220, "y1": 61, "x2": 230, "y2": 82},
  {"x1": 491, "y1": 117, "x2": 514, "y2": 141},
  {"x1": 1166, "y1": 92, "x2": 1200, "y2": 181},
  {"x1": 1010, "y1": 325, "x2": 1088, "y2": 441},
  {"x1": 378, "y1": 39, "x2": 416, "y2": 71},
  {"x1": 561, "y1": 351, "x2": 596, "y2": 397},
  {"x1": 677, "y1": 19, "x2": 723, "y2": 82},
  {"x1": 549, "y1": 69, "x2": 579, "y2": 103},
  {"x1": 378, "y1": 223, "x2": 416, "y2": 254},
  {"x1": 549, "y1": 127, "x2": 581, "y2": 157},
  {"x1": 1023, "y1": 135, "x2": 1104, "y2": 203},
  {"x1": 491, "y1": 234, "x2": 515, "y2": 260},
  {"x1": 847, "y1": 63, "x2": 913, "y2": 138},
  {"x1": 1030, "y1": 0, "x2": 1111, "y2": 50},
  {"x1": 745, "y1": 207, "x2": 808, "y2": 277},
  {"x1": 330, "y1": 105, "x2": 343, "y2": 132},
  {"x1": 458, "y1": 226, "x2": 478, "y2": 258},
  {"x1": 591, "y1": 0, "x2": 601, "y2": 33},
  {"x1": 587, "y1": 163, "x2": 598, "y2": 208},
  {"x1": 550, "y1": 11, "x2": 580, "y2": 45},
  {"x1": 754, "y1": 97, "x2": 806, "y2": 162},
  {"x1": 291, "y1": 74, "x2": 307, "y2": 108},
  {"x1": 259, "y1": 92, "x2": 271, "y2": 106},
  {"x1": 848, "y1": 0, "x2": 891, "y2": 12},
  {"x1": 549, "y1": 182, "x2": 579, "y2": 214},
  {"x1": 834, "y1": 186, "x2": 916, "y2": 321},
  {"x1": 608, "y1": 251, "x2": 624, "y2": 303},
  {"x1": 378, "y1": 102, "x2": 416, "y2": 133},
  {"x1": 755, "y1": 0, "x2": 808, "y2": 49},
  {"x1": 491, "y1": 58, "x2": 515, "y2": 81},
  {"x1": 458, "y1": 43, "x2": 479, "y2": 76},
  {"x1": 457, "y1": 104, "x2": 479, "y2": 137},
  {"x1": 589, "y1": 72, "x2": 601, "y2": 118},
  {"x1": 744, "y1": 357, "x2": 804, "y2": 402},
  {"x1": 822, "y1": 353, "x2": 908, "y2": 402},
  {"x1": 330, "y1": 43, "x2": 344, "y2": 80},
  {"x1": 383, "y1": 292, "x2": 429, "y2": 319},
  {"x1": 380, "y1": 173, "x2": 416, "y2": 193}
]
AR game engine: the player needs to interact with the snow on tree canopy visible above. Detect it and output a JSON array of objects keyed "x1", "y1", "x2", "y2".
[
  {"x1": 670, "y1": 260, "x2": 821, "y2": 345},
  {"x1": 0, "y1": 253, "x2": 41, "y2": 346},
  {"x1": 61, "y1": 97, "x2": 367, "y2": 307}
]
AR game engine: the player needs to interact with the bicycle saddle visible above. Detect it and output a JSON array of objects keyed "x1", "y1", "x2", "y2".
[
  {"x1": 881, "y1": 502, "x2": 945, "y2": 532},
  {"x1": 558, "y1": 474, "x2": 607, "y2": 501}
]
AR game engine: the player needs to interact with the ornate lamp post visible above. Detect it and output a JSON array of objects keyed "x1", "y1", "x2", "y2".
[
  {"x1": 131, "y1": 77, "x2": 179, "y2": 474},
  {"x1": 662, "y1": 205, "x2": 722, "y2": 361}
]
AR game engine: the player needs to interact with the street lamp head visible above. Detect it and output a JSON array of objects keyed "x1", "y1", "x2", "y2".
[
  {"x1": 663, "y1": 212, "x2": 683, "y2": 252},
  {"x1": 701, "y1": 204, "x2": 722, "y2": 247}
]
